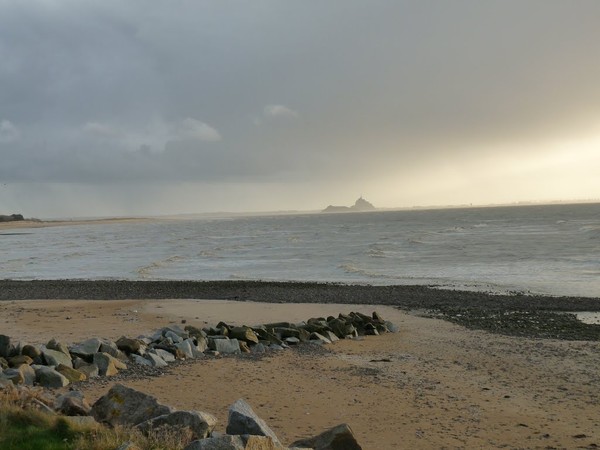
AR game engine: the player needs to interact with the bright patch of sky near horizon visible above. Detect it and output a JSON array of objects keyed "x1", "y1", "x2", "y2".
[{"x1": 1, "y1": 1, "x2": 599, "y2": 218}]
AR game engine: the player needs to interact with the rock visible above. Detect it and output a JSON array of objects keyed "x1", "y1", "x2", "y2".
[
  {"x1": 8, "y1": 355, "x2": 33, "y2": 367},
  {"x1": 175, "y1": 339, "x2": 195, "y2": 358},
  {"x1": 209, "y1": 338, "x2": 241, "y2": 354},
  {"x1": 93, "y1": 352, "x2": 126, "y2": 376},
  {"x1": 284, "y1": 337, "x2": 300, "y2": 345},
  {"x1": 41, "y1": 347, "x2": 73, "y2": 368},
  {"x1": 116, "y1": 336, "x2": 145, "y2": 355},
  {"x1": 0, "y1": 357, "x2": 8, "y2": 369},
  {"x1": 77, "y1": 363, "x2": 100, "y2": 379},
  {"x1": 137, "y1": 410, "x2": 218, "y2": 440},
  {"x1": 239, "y1": 341, "x2": 251, "y2": 353},
  {"x1": 0, "y1": 377, "x2": 14, "y2": 388},
  {"x1": 165, "y1": 330, "x2": 183, "y2": 343},
  {"x1": 21, "y1": 344, "x2": 41, "y2": 359},
  {"x1": 47, "y1": 338, "x2": 70, "y2": 356},
  {"x1": 0, "y1": 335, "x2": 11, "y2": 358},
  {"x1": 146, "y1": 352, "x2": 168, "y2": 367},
  {"x1": 55, "y1": 391, "x2": 91, "y2": 416},
  {"x1": 385, "y1": 321, "x2": 399, "y2": 333},
  {"x1": 309, "y1": 333, "x2": 332, "y2": 345},
  {"x1": 196, "y1": 335, "x2": 209, "y2": 353},
  {"x1": 56, "y1": 364, "x2": 87, "y2": 382},
  {"x1": 184, "y1": 325, "x2": 208, "y2": 339},
  {"x1": 151, "y1": 348, "x2": 176, "y2": 362},
  {"x1": 91, "y1": 384, "x2": 173, "y2": 427},
  {"x1": 323, "y1": 331, "x2": 339, "y2": 343},
  {"x1": 99, "y1": 339, "x2": 125, "y2": 359},
  {"x1": 131, "y1": 354, "x2": 152, "y2": 366},
  {"x1": 69, "y1": 338, "x2": 102, "y2": 358},
  {"x1": 230, "y1": 327, "x2": 260, "y2": 345},
  {"x1": 2, "y1": 368, "x2": 25, "y2": 385},
  {"x1": 226, "y1": 398, "x2": 281, "y2": 445},
  {"x1": 35, "y1": 366, "x2": 70, "y2": 388},
  {"x1": 290, "y1": 423, "x2": 362, "y2": 450},
  {"x1": 251, "y1": 343, "x2": 267, "y2": 354}
]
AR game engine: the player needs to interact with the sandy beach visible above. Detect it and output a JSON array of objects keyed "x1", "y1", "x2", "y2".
[{"x1": 1, "y1": 297, "x2": 599, "y2": 449}]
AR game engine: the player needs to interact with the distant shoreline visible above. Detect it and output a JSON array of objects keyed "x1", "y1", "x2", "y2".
[{"x1": 0, "y1": 217, "x2": 152, "y2": 231}]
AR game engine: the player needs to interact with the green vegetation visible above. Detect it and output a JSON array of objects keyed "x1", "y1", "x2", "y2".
[{"x1": 0, "y1": 388, "x2": 190, "y2": 450}]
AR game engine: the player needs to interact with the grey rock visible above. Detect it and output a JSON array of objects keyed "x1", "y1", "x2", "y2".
[
  {"x1": 61, "y1": 416, "x2": 100, "y2": 428},
  {"x1": 165, "y1": 330, "x2": 183, "y2": 343},
  {"x1": 55, "y1": 391, "x2": 91, "y2": 416},
  {"x1": 116, "y1": 336, "x2": 144, "y2": 355},
  {"x1": 47, "y1": 338, "x2": 70, "y2": 356},
  {"x1": 151, "y1": 348, "x2": 176, "y2": 362},
  {"x1": 251, "y1": 343, "x2": 267, "y2": 353},
  {"x1": 99, "y1": 339, "x2": 124, "y2": 359},
  {"x1": 41, "y1": 347, "x2": 73, "y2": 368},
  {"x1": 146, "y1": 352, "x2": 168, "y2": 367},
  {"x1": 93, "y1": 352, "x2": 126, "y2": 376},
  {"x1": 226, "y1": 398, "x2": 281, "y2": 445},
  {"x1": 162, "y1": 324, "x2": 189, "y2": 339},
  {"x1": 175, "y1": 339, "x2": 194, "y2": 358},
  {"x1": 35, "y1": 366, "x2": 70, "y2": 388},
  {"x1": 209, "y1": 338, "x2": 241, "y2": 354},
  {"x1": 229, "y1": 326, "x2": 260, "y2": 344},
  {"x1": 77, "y1": 363, "x2": 100, "y2": 379},
  {"x1": 290, "y1": 423, "x2": 362, "y2": 450},
  {"x1": 21, "y1": 344, "x2": 42, "y2": 359},
  {"x1": 131, "y1": 354, "x2": 152, "y2": 366},
  {"x1": 91, "y1": 383, "x2": 173, "y2": 426},
  {"x1": 284, "y1": 337, "x2": 300, "y2": 345},
  {"x1": 8, "y1": 354, "x2": 33, "y2": 367},
  {"x1": 385, "y1": 321, "x2": 399, "y2": 333},
  {"x1": 137, "y1": 410, "x2": 217, "y2": 440},
  {"x1": 0, "y1": 335, "x2": 10, "y2": 358},
  {"x1": 309, "y1": 333, "x2": 332, "y2": 345},
  {"x1": 69, "y1": 338, "x2": 102, "y2": 358},
  {"x1": 2, "y1": 368, "x2": 25, "y2": 385}
]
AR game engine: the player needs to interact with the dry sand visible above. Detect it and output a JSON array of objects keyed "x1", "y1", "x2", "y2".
[
  {"x1": 1, "y1": 299, "x2": 599, "y2": 449},
  {"x1": 0, "y1": 217, "x2": 150, "y2": 231}
]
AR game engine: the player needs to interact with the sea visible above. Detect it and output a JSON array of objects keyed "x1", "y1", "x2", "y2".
[{"x1": 1, "y1": 203, "x2": 599, "y2": 298}]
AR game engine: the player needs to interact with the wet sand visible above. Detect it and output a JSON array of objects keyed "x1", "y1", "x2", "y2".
[{"x1": 1, "y1": 298, "x2": 599, "y2": 449}]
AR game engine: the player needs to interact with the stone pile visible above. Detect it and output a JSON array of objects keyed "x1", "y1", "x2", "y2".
[
  {"x1": 2, "y1": 382, "x2": 363, "y2": 449},
  {"x1": 0, "y1": 311, "x2": 397, "y2": 389}
]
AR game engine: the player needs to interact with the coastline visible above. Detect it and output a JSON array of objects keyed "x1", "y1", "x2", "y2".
[
  {"x1": 0, "y1": 217, "x2": 152, "y2": 231},
  {"x1": 1, "y1": 298, "x2": 598, "y2": 449}
]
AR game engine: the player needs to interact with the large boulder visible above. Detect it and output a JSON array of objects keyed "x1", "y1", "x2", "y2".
[
  {"x1": 47, "y1": 338, "x2": 70, "y2": 356},
  {"x1": 3, "y1": 366, "x2": 35, "y2": 385},
  {"x1": 56, "y1": 364, "x2": 87, "y2": 382},
  {"x1": 41, "y1": 347, "x2": 73, "y2": 368},
  {"x1": 69, "y1": 338, "x2": 102, "y2": 358},
  {"x1": 35, "y1": 366, "x2": 70, "y2": 388},
  {"x1": 54, "y1": 391, "x2": 91, "y2": 416},
  {"x1": 93, "y1": 352, "x2": 127, "y2": 376},
  {"x1": 91, "y1": 384, "x2": 173, "y2": 426},
  {"x1": 209, "y1": 338, "x2": 241, "y2": 354},
  {"x1": 137, "y1": 410, "x2": 218, "y2": 440},
  {"x1": 0, "y1": 335, "x2": 11, "y2": 358},
  {"x1": 226, "y1": 399, "x2": 280, "y2": 445},
  {"x1": 21, "y1": 344, "x2": 42, "y2": 360},
  {"x1": 116, "y1": 337, "x2": 145, "y2": 355},
  {"x1": 290, "y1": 423, "x2": 362, "y2": 450},
  {"x1": 229, "y1": 327, "x2": 259, "y2": 345}
]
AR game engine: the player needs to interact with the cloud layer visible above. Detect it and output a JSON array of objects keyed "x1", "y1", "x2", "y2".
[{"x1": 1, "y1": 1, "x2": 599, "y2": 216}]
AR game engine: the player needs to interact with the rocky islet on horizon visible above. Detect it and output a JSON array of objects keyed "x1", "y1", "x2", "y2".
[
  {"x1": 1, "y1": 310, "x2": 397, "y2": 449},
  {"x1": 322, "y1": 197, "x2": 376, "y2": 213}
]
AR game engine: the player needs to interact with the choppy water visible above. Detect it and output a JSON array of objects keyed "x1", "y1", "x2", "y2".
[{"x1": 1, "y1": 203, "x2": 599, "y2": 297}]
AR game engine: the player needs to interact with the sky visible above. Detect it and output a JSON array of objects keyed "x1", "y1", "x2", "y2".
[{"x1": 1, "y1": 1, "x2": 600, "y2": 218}]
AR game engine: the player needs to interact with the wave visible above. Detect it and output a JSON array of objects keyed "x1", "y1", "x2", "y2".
[{"x1": 136, "y1": 255, "x2": 186, "y2": 278}]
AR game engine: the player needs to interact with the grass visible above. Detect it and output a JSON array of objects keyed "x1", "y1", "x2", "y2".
[{"x1": 0, "y1": 386, "x2": 192, "y2": 450}]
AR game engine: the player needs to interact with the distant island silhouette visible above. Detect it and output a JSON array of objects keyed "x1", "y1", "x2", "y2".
[{"x1": 322, "y1": 197, "x2": 376, "y2": 213}]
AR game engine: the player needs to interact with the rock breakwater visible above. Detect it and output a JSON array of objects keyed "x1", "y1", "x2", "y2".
[{"x1": 1, "y1": 310, "x2": 394, "y2": 449}]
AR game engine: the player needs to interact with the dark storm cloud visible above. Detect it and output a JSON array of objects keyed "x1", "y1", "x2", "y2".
[{"x1": 1, "y1": 1, "x2": 600, "y2": 209}]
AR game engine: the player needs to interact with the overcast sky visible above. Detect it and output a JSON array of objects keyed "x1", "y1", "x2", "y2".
[{"x1": 1, "y1": 1, "x2": 600, "y2": 217}]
